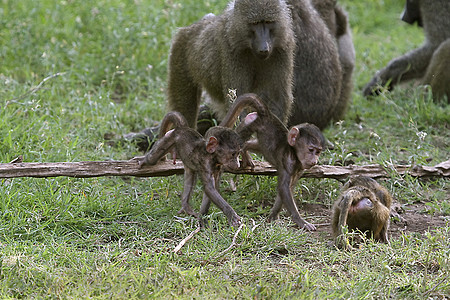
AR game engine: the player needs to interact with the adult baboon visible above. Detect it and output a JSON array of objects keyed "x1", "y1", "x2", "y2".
[
  {"x1": 363, "y1": 0, "x2": 450, "y2": 102},
  {"x1": 286, "y1": 0, "x2": 344, "y2": 129},
  {"x1": 126, "y1": 0, "x2": 351, "y2": 149},
  {"x1": 311, "y1": 0, "x2": 356, "y2": 121},
  {"x1": 422, "y1": 38, "x2": 450, "y2": 102},
  {"x1": 167, "y1": 0, "x2": 295, "y2": 129}
]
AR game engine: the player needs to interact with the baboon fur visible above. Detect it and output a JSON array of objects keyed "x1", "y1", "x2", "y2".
[
  {"x1": 311, "y1": 0, "x2": 355, "y2": 123},
  {"x1": 286, "y1": 0, "x2": 348, "y2": 129},
  {"x1": 332, "y1": 176, "x2": 393, "y2": 250},
  {"x1": 167, "y1": 0, "x2": 295, "y2": 129},
  {"x1": 363, "y1": 0, "x2": 450, "y2": 102}
]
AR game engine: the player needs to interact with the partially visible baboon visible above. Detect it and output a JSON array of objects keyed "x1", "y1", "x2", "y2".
[
  {"x1": 136, "y1": 111, "x2": 243, "y2": 227},
  {"x1": 422, "y1": 38, "x2": 450, "y2": 101},
  {"x1": 221, "y1": 93, "x2": 326, "y2": 231},
  {"x1": 167, "y1": 0, "x2": 295, "y2": 129},
  {"x1": 311, "y1": 0, "x2": 356, "y2": 121},
  {"x1": 286, "y1": 0, "x2": 345, "y2": 129},
  {"x1": 363, "y1": 0, "x2": 450, "y2": 102},
  {"x1": 332, "y1": 176, "x2": 393, "y2": 250}
]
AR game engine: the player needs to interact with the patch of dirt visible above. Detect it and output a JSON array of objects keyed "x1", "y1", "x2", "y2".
[{"x1": 300, "y1": 202, "x2": 449, "y2": 240}]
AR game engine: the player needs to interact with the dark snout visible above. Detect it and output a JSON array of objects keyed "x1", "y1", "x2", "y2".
[{"x1": 251, "y1": 23, "x2": 273, "y2": 60}]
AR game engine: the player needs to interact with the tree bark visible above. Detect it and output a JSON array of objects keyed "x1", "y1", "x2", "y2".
[{"x1": 0, "y1": 157, "x2": 448, "y2": 180}]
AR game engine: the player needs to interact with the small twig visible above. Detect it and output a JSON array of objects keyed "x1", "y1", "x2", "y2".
[
  {"x1": 422, "y1": 274, "x2": 449, "y2": 298},
  {"x1": 250, "y1": 219, "x2": 260, "y2": 232},
  {"x1": 173, "y1": 226, "x2": 201, "y2": 254},
  {"x1": 216, "y1": 223, "x2": 244, "y2": 258},
  {"x1": 9, "y1": 72, "x2": 66, "y2": 102},
  {"x1": 314, "y1": 222, "x2": 331, "y2": 227},
  {"x1": 95, "y1": 220, "x2": 144, "y2": 225},
  {"x1": 9, "y1": 155, "x2": 23, "y2": 164}
]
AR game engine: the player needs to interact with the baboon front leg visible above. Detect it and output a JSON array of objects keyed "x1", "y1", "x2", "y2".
[{"x1": 363, "y1": 45, "x2": 435, "y2": 96}]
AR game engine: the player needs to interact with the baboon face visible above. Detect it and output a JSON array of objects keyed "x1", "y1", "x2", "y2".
[
  {"x1": 250, "y1": 21, "x2": 275, "y2": 60},
  {"x1": 216, "y1": 146, "x2": 241, "y2": 170},
  {"x1": 287, "y1": 124, "x2": 324, "y2": 169},
  {"x1": 296, "y1": 140, "x2": 322, "y2": 169}
]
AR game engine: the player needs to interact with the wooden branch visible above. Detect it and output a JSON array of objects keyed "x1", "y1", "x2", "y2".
[
  {"x1": 0, "y1": 157, "x2": 448, "y2": 180},
  {"x1": 173, "y1": 226, "x2": 201, "y2": 254}
]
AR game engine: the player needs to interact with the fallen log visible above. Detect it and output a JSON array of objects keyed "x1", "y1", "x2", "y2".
[{"x1": 0, "y1": 157, "x2": 448, "y2": 180}]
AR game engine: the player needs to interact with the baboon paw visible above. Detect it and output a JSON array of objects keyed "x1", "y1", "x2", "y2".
[
  {"x1": 301, "y1": 222, "x2": 316, "y2": 231},
  {"x1": 230, "y1": 216, "x2": 242, "y2": 228}
]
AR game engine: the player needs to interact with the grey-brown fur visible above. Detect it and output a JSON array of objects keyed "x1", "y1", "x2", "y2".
[
  {"x1": 312, "y1": 0, "x2": 356, "y2": 121},
  {"x1": 363, "y1": 0, "x2": 450, "y2": 102},
  {"x1": 221, "y1": 93, "x2": 326, "y2": 231},
  {"x1": 422, "y1": 38, "x2": 450, "y2": 102},
  {"x1": 286, "y1": 0, "x2": 347, "y2": 129},
  {"x1": 167, "y1": 0, "x2": 295, "y2": 128}
]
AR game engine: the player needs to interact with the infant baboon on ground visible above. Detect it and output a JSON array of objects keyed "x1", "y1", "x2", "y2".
[
  {"x1": 363, "y1": 0, "x2": 450, "y2": 102},
  {"x1": 137, "y1": 111, "x2": 243, "y2": 227},
  {"x1": 332, "y1": 176, "x2": 393, "y2": 250},
  {"x1": 220, "y1": 93, "x2": 326, "y2": 231},
  {"x1": 168, "y1": 0, "x2": 295, "y2": 129}
]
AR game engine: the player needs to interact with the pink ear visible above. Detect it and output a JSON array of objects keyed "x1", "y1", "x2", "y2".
[
  {"x1": 287, "y1": 127, "x2": 299, "y2": 146},
  {"x1": 206, "y1": 136, "x2": 218, "y2": 153},
  {"x1": 244, "y1": 112, "x2": 258, "y2": 125}
]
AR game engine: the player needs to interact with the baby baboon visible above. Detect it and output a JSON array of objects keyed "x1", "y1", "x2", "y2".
[
  {"x1": 167, "y1": 0, "x2": 295, "y2": 129},
  {"x1": 137, "y1": 111, "x2": 243, "y2": 227},
  {"x1": 286, "y1": 0, "x2": 345, "y2": 129},
  {"x1": 220, "y1": 93, "x2": 326, "y2": 231},
  {"x1": 332, "y1": 176, "x2": 393, "y2": 250},
  {"x1": 363, "y1": 0, "x2": 450, "y2": 102}
]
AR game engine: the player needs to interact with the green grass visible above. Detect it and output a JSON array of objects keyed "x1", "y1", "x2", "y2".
[{"x1": 1, "y1": 0, "x2": 449, "y2": 298}]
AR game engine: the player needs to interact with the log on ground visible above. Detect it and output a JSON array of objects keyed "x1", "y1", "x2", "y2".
[{"x1": 0, "y1": 157, "x2": 448, "y2": 180}]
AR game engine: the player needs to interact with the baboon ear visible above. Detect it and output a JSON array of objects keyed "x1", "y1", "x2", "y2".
[
  {"x1": 244, "y1": 112, "x2": 258, "y2": 125},
  {"x1": 206, "y1": 136, "x2": 219, "y2": 153},
  {"x1": 287, "y1": 127, "x2": 299, "y2": 146},
  {"x1": 164, "y1": 128, "x2": 175, "y2": 137}
]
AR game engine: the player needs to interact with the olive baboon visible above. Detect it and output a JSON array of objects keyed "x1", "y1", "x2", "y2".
[
  {"x1": 126, "y1": 0, "x2": 353, "y2": 149},
  {"x1": 422, "y1": 38, "x2": 450, "y2": 101},
  {"x1": 220, "y1": 93, "x2": 326, "y2": 231},
  {"x1": 201, "y1": 0, "x2": 354, "y2": 130},
  {"x1": 363, "y1": 0, "x2": 450, "y2": 102},
  {"x1": 137, "y1": 111, "x2": 243, "y2": 227},
  {"x1": 311, "y1": 0, "x2": 356, "y2": 122},
  {"x1": 286, "y1": 0, "x2": 345, "y2": 129},
  {"x1": 167, "y1": 0, "x2": 295, "y2": 129},
  {"x1": 332, "y1": 176, "x2": 393, "y2": 250}
]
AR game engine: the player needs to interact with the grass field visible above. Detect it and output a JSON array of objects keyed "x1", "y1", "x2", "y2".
[{"x1": 1, "y1": 0, "x2": 449, "y2": 298}]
